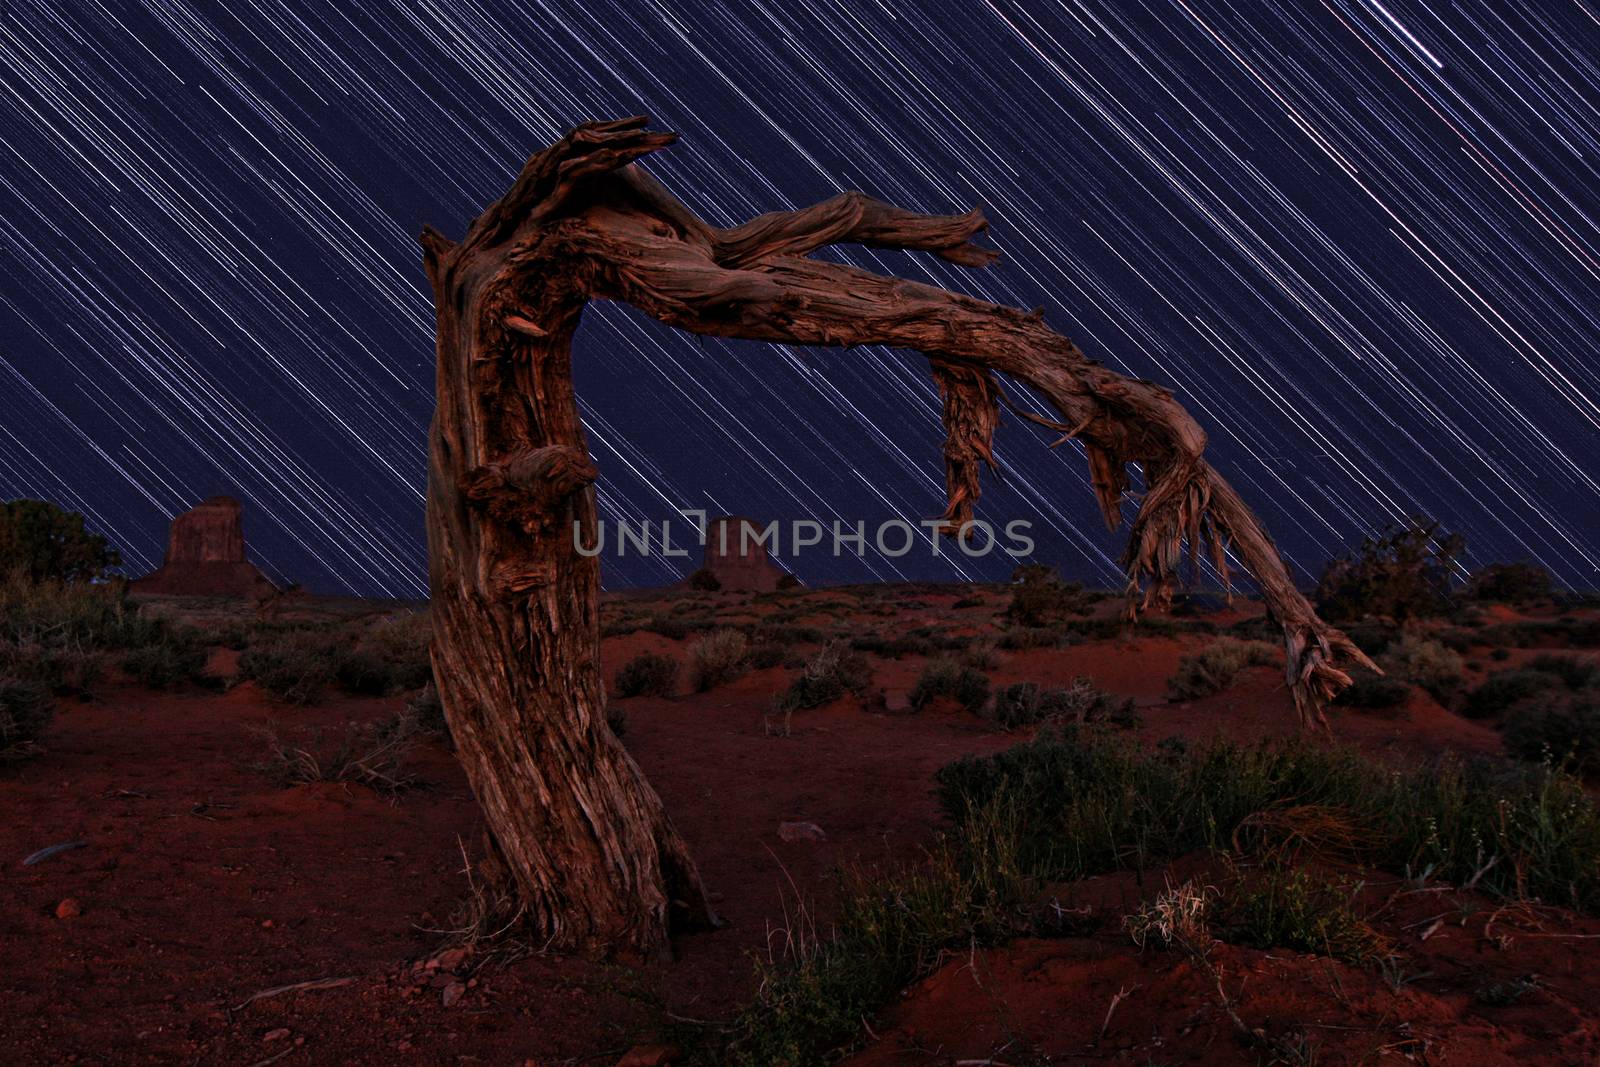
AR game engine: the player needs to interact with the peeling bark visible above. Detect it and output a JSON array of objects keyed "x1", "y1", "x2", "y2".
[{"x1": 422, "y1": 117, "x2": 1374, "y2": 959}]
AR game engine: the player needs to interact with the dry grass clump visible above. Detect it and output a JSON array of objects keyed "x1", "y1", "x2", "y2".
[
  {"x1": 991, "y1": 676, "x2": 1136, "y2": 730},
  {"x1": 253, "y1": 708, "x2": 423, "y2": 793},
  {"x1": 1215, "y1": 860, "x2": 1388, "y2": 966},
  {"x1": 1125, "y1": 878, "x2": 1215, "y2": 951},
  {"x1": 1167, "y1": 638, "x2": 1278, "y2": 701},
  {"x1": 613, "y1": 651, "x2": 679, "y2": 698},
  {"x1": 688, "y1": 628, "x2": 750, "y2": 692},
  {"x1": 0, "y1": 676, "x2": 53, "y2": 762}
]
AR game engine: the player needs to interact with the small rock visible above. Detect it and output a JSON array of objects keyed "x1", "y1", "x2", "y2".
[
  {"x1": 55, "y1": 898, "x2": 82, "y2": 919},
  {"x1": 441, "y1": 980, "x2": 466, "y2": 1008},
  {"x1": 263, "y1": 1029, "x2": 291, "y2": 1043},
  {"x1": 260, "y1": 919, "x2": 274, "y2": 929},
  {"x1": 778, "y1": 820, "x2": 826, "y2": 843},
  {"x1": 616, "y1": 1045, "x2": 680, "y2": 1067},
  {"x1": 434, "y1": 947, "x2": 469, "y2": 971}
]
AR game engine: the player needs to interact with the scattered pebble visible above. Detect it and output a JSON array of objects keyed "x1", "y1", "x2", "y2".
[
  {"x1": 263, "y1": 1028, "x2": 290, "y2": 1043},
  {"x1": 441, "y1": 980, "x2": 466, "y2": 1008},
  {"x1": 55, "y1": 897, "x2": 82, "y2": 919},
  {"x1": 616, "y1": 1045, "x2": 680, "y2": 1067}
]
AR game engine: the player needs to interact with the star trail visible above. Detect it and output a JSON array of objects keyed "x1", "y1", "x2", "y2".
[{"x1": 2, "y1": 0, "x2": 1598, "y2": 595}]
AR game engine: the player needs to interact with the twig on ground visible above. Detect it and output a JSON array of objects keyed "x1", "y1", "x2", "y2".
[{"x1": 231, "y1": 975, "x2": 355, "y2": 1013}]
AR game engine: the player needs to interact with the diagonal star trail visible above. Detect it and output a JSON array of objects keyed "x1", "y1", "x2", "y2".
[{"x1": 0, "y1": 0, "x2": 1596, "y2": 594}]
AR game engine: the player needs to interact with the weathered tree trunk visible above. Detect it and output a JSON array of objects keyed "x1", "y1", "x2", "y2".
[{"x1": 421, "y1": 117, "x2": 1374, "y2": 960}]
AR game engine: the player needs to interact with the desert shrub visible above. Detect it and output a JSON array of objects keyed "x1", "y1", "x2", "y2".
[
  {"x1": 254, "y1": 711, "x2": 421, "y2": 793},
  {"x1": 613, "y1": 652, "x2": 679, "y2": 698},
  {"x1": 644, "y1": 615, "x2": 716, "y2": 641},
  {"x1": 121, "y1": 627, "x2": 210, "y2": 689},
  {"x1": 997, "y1": 625, "x2": 1062, "y2": 651},
  {"x1": 1479, "y1": 618, "x2": 1600, "y2": 650},
  {"x1": 0, "y1": 677, "x2": 53, "y2": 761},
  {"x1": 1526, "y1": 654, "x2": 1599, "y2": 690},
  {"x1": 935, "y1": 728, "x2": 1600, "y2": 910},
  {"x1": 909, "y1": 659, "x2": 990, "y2": 714},
  {"x1": 0, "y1": 573, "x2": 209, "y2": 695},
  {"x1": 1336, "y1": 620, "x2": 1397, "y2": 657},
  {"x1": 771, "y1": 641, "x2": 874, "y2": 716},
  {"x1": 754, "y1": 623, "x2": 827, "y2": 646},
  {"x1": 1469, "y1": 562, "x2": 1553, "y2": 605},
  {"x1": 605, "y1": 703, "x2": 627, "y2": 739},
  {"x1": 849, "y1": 633, "x2": 936, "y2": 659},
  {"x1": 748, "y1": 642, "x2": 789, "y2": 670},
  {"x1": 601, "y1": 616, "x2": 643, "y2": 638},
  {"x1": 238, "y1": 630, "x2": 338, "y2": 704},
  {"x1": 726, "y1": 801, "x2": 1027, "y2": 1066},
  {"x1": 334, "y1": 648, "x2": 395, "y2": 696},
  {"x1": 958, "y1": 639, "x2": 1002, "y2": 671},
  {"x1": 1315, "y1": 518, "x2": 1463, "y2": 622},
  {"x1": 407, "y1": 682, "x2": 448, "y2": 738},
  {"x1": 1463, "y1": 669, "x2": 1563, "y2": 719},
  {"x1": 1504, "y1": 694, "x2": 1600, "y2": 769},
  {"x1": 332, "y1": 617, "x2": 431, "y2": 697},
  {"x1": 1217, "y1": 862, "x2": 1385, "y2": 966},
  {"x1": 776, "y1": 572, "x2": 802, "y2": 590},
  {"x1": 0, "y1": 499, "x2": 119, "y2": 583},
  {"x1": 688, "y1": 629, "x2": 750, "y2": 691},
  {"x1": 1332, "y1": 669, "x2": 1411, "y2": 711},
  {"x1": 36, "y1": 646, "x2": 109, "y2": 697},
  {"x1": 346, "y1": 613, "x2": 433, "y2": 695},
  {"x1": 952, "y1": 594, "x2": 985, "y2": 609},
  {"x1": 1474, "y1": 976, "x2": 1540, "y2": 1007},
  {"x1": 1059, "y1": 616, "x2": 1124, "y2": 641},
  {"x1": 1225, "y1": 615, "x2": 1281, "y2": 643},
  {"x1": 0, "y1": 571, "x2": 144, "y2": 649},
  {"x1": 1167, "y1": 638, "x2": 1277, "y2": 701},
  {"x1": 1381, "y1": 635, "x2": 1465, "y2": 705},
  {"x1": 990, "y1": 677, "x2": 1134, "y2": 729},
  {"x1": 1005, "y1": 564, "x2": 1095, "y2": 627},
  {"x1": 1137, "y1": 616, "x2": 1217, "y2": 638},
  {"x1": 1170, "y1": 593, "x2": 1229, "y2": 617},
  {"x1": 687, "y1": 567, "x2": 721, "y2": 591}
]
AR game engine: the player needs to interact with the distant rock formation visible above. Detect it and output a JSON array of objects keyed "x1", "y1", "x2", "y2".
[
  {"x1": 698, "y1": 516, "x2": 790, "y2": 592},
  {"x1": 131, "y1": 495, "x2": 278, "y2": 598}
]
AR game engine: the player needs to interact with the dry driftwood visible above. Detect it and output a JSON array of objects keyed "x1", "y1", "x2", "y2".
[{"x1": 421, "y1": 117, "x2": 1373, "y2": 959}]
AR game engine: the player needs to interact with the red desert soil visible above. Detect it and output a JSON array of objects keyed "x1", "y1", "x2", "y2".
[{"x1": 2, "y1": 587, "x2": 1596, "y2": 1065}]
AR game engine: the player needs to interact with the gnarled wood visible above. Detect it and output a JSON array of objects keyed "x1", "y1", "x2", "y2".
[{"x1": 422, "y1": 116, "x2": 1373, "y2": 960}]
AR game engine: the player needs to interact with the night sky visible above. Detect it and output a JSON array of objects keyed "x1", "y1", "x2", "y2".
[{"x1": 3, "y1": 1, "x2": 1598, "y2": 596}]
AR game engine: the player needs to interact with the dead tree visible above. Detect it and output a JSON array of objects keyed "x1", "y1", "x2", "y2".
[{"x1": 420, "y1": 117, "x2": 1375, "y2": 960}]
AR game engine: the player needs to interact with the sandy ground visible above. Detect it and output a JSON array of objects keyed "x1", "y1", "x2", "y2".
[{"x1": 3, "y1": 586, "x2": 1596, "y2": 1065}]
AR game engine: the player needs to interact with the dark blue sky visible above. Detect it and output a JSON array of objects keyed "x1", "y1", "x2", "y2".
[{"x1": 3, "y1": 1, "x2": 1598, "y2": 594}]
